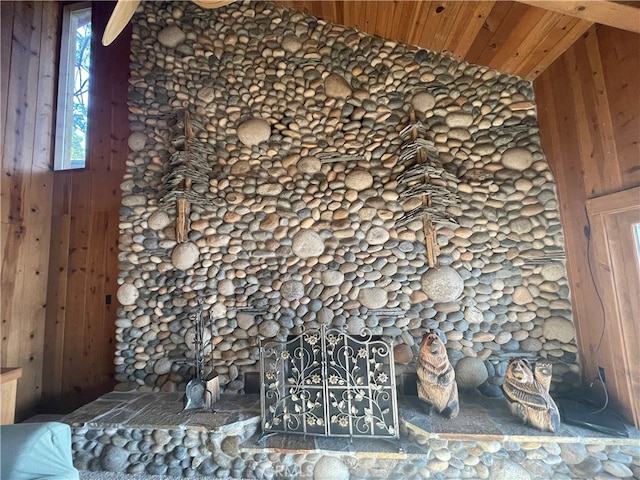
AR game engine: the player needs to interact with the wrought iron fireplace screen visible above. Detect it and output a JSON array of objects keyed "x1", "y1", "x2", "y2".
[{"x1": 259, "y1": 326, "x2": 399, "y2": 438}]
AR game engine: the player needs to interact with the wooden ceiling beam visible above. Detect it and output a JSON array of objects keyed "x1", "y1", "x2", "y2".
[{"x1": 515, "y1": 1, "x2": 640, "y2": 33}]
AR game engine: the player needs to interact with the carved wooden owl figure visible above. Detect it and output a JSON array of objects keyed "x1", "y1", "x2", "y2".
[
  {"x1": 416, "y1": 330, "x2": 459, "y2": 418},
  {"x1": 503, "y1": 358, "x2": 560, "y2": 432}
]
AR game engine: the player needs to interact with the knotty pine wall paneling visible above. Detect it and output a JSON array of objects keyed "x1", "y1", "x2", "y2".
[
  {"x1": 42, "y1": 2, "x2": 130, "y2": 412},
  {"x1": 1, "y1": 1, "x2": 59, "y2": 420},
  {"x1": 534, "y1": 25, "x2": 640, "y2": 426}
]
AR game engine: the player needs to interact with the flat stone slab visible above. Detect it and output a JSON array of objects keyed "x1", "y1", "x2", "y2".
[
  {"x1": 65, "y1": 391, "x2": 638, "y2": 446},
  {"x1": 399, "y1": 392, "x2": 639, "y2": 443},
  {"x1": 65, "y1": 391, "x2": 639, "y2": 477},
  {"x1": 64, "y1": 392, "x2": 261, "y2": 432}
]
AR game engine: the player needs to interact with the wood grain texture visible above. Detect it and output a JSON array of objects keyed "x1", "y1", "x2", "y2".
[
  {"x1": 271, "y1": 0, "x2": 593, "y2": 79},
  {"x1": 516, "y1": 0, "x2": 640, "y2": 33},
  {"x1": 585, "y1": 191, "x2": 640, "y2": 427},
  {"x1": 43, "y1": 1, "x2": 129, "y2": 412},
  {"x1": 534, "y1": 25, "x2": 640, "y2": 427},
  {"x1": 0, "y1": 1, "x2": 57, "y2": 421}
]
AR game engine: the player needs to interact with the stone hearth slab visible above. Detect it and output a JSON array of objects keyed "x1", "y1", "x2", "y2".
[
  {"x1": 64, "y1": 392, "x2": 260, "y2": 431},
  {"x1": 65, "y1": 391, "x2": 639, "y2": 478}
]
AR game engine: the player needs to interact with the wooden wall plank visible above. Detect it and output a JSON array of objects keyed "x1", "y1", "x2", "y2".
[
  {"x1": 1, "y1": 1, "x2": 57, "y2": 420},
  {"x1": 597, "y1": 26, "x2": 640, "y2": 189},
  {"x1": 516, "y1": 16, "x2": 592, "y2": 79},
  {"x1": 427, "y1": 2, "x2": 462, "y2": 54},
  {"x1": 43, "y1": 173, "x2": 72, "y2": 405},
  {"x1": 2, "y1": 0, "x2": 44, "y2": 410},
  {"x1": 32, "y1": 4, "x2": 58, "y2": 172},
  {"x1": 465, "y1": 1, "x2": 514, "y2": 65},
  {"x1": 403, "y1": 1, "x2": 430, "y2": 47},
  {"x1": 534, "y1": 25, "x2": 640, "y2": 426},
  {"x1": 43, "y1": 1, "x2": 129, "y2": 412},
  {"x1": 478, "y1": 3, "x2": 549, "y2": 70},
  {"x1": 498, "y1": 10, "x2": 559, "y2": 75},
  {"x1": 1, "y1": 1, "x2": 15, "y2": 141},
  {"x1": 388, "y1": 1, "x2": 411, "y2": 46},
  {"x1": 441, "y1": 1, "x2": 496, "y2": 60}
]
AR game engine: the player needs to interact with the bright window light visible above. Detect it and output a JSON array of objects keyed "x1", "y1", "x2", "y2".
[{"x1": 55, "y1": 3, "x2": 92, "y2": 170}]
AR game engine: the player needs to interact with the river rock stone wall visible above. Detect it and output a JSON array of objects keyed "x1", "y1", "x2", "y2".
[
  {"x1": 116, "y1": 0, "x2": 580, "y2": 395},
  {"x1": 71, "y1": 425, "x2": 640, "y2": 479}
]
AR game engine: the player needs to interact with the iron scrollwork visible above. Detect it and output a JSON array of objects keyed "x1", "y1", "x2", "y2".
[{"x1": 260, "y1": 326, "x2": 399, "y2": 439}]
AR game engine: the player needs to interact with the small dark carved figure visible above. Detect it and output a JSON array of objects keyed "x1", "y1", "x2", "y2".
[
  {"x1": 503, "y1": 358, "x2": 560, "y2": 432},
  {"x1": 416, "y1": 330, "x2": 459, "y2": 418}
]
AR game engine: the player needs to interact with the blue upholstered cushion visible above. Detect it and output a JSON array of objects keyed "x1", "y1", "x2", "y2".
[{"x1": 0, "y1": 422, "x2": 79, "y2": 480}]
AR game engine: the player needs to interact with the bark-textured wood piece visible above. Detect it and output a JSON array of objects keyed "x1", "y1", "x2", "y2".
[
  {"x1": 176, "y1": 111, "x2": 193, "y2": 243},
  {"x1": 503, "y1": 358, "x2": 560, "y2": 432},
  {"x1": 416, "y1": 331, "x2": 459, "y2": 419},
  {"x1": 159, "y1": 110, "x2": 213, "y2": 243},
  {"x1": 396, "y1": 110, "x2": 460, "y2": 268}
]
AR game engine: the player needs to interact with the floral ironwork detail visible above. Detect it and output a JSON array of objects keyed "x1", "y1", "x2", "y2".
[{"x1": 260, "y1": 326, "x2": 399, "y2": 439}]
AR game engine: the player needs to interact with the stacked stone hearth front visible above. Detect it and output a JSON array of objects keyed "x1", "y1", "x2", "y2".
[{"x1": 115, "y1": 0, "x2": 579, "y2": 398}]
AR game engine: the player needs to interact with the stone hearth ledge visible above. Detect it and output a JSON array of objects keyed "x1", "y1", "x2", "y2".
[{"x1": 64, "y1": 391, "x2": 639, "y2": 478}]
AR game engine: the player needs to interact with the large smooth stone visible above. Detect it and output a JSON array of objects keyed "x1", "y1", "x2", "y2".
[
  {"x1": 280, "y1": 280, "x2": 304, "y2": 301},
  {"x1": 394, "y1": 344, "x2": 413, "y2": 364},
  {"x1": 502, "y1": 147, "x2": 533, "y2": 170},
  {"x1": 258, "y1": 320, "x2": 280, "y2": 338},
  {"x1": 237, "y1": 118, "x2": 271, "y2": 146},
  {"x1": 445, "y1": 111, "x2": 473, "y2": 128},
  {"x1": 297, "y1": 156, "x2": 322, "y2": 174},
  {"x1": 100, "y1": 445, "x2": 129, "y2": 472},
  {"x1": 559, "y1": 443, "x2": 588, "y2": 465},
  {"x1": 421, "y1": 266, "x2": 464, "y2": 303},
  {"x1": 292, "y1": 229, "x2": 324, "y2": 258},
  {"x1": 324, "y1": 74, "x2": 352, "y2": 98},
  {"x1": 158, "y1": 25, "x2": 186, "y2": 48},
  {"x1": 321, "y1": 270, "x2": 344, "y2": 287},
  {"x1": 217, "y1": 279, "x2": 235, "y2": 296},
  {"x1": 282, "y1": 35, "x2": 302, "y2": 53},
  {"x1": 147, "y1": 210, "x2": 171, "y2": 230},
  {"x1": 313, "y1": 456, "x2": 350, "y2": 480},
  {"x1": 411, "y1": 91, "x2": 435, "y2": 112},
  {"x1": 117, "y1": 283, "x2": 139, "y2": 306},
  {"x1": 171, "y1": 242, "x2": 199, "y2": 270},
  {"x1": 345, "y1": 169, "x2": 374, "y2": 190},
  {"x1": 512, "y1": 286, "x2": 533, "y2": 305},
  {"x1": 358, "y1": 287, "x2": 388, "y2": 309},
  {"x1": 455, "y1": 357, "x2": 488, "y2": 389},
  {"x1": 541, "y1": 262, "x2": 565, "y2": 281},
  {"x1": 128, "y1": 132, "x2": 147, "y2": 151},
  {"x1": 490, "y1": 459, "x2": 532, "y2": 480},
  {"x1": 542, "y1": 317, "x2": 576, "y2": 343},
  {"x1": 366, "y1": 226, "x2": 390, "y2": 245}
]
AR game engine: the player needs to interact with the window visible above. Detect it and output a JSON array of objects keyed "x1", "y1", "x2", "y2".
[{"x1": 54, "y1": 3, "x2": 92, "y2": 170}]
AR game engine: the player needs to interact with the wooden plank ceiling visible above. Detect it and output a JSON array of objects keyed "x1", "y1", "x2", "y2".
[{"x1": 270, "y1": 1, "x2": 638, "y2": 80}]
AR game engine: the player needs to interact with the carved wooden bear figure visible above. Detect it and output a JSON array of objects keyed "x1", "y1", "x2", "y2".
[
  {"x1": 416, "y1": 330, "x2": 459, "y2": 418},
  {"x1": 503, "y1": 358, "x2": 560, "y2": 432}
]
